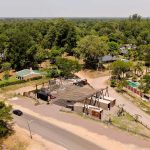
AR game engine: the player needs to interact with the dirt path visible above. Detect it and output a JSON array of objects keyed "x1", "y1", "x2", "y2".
[{"x1": 76, "y1": 71, "x2": 150, "y2": 129}]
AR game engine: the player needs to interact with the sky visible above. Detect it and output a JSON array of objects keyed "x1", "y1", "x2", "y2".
[{"x1": 0, "y1": 0, "x2": 149, "y2": 18}]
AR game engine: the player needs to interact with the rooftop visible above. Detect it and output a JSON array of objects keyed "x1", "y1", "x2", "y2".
[
  {"x1": 102, "y1": 55, "x2": 117, "y2": 62},
  {"x1": 16, "y1": 69, "x2": 42, "y2": 77},
  {"x1": 53, "y1": 84, "x2": 104, "y2": 102}
]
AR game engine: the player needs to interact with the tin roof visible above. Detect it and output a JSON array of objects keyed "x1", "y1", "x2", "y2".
[
  {"x1": 16, "y1": 69, "x2": 41, "y2": 77},
  {"x1": 102, "y1": 55, "x2": 117, "y2": 62}
]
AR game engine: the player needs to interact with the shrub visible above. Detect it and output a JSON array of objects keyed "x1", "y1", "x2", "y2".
[
  {"x1": 110, "y1": 79, "x2": 116, "y2": 87},
  {"x1": 46, "y1": 67, "x2": 61, "y2": 78}
]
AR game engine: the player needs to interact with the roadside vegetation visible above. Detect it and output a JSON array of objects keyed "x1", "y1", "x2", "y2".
[
  {"x1": 111, "y1": 112, "x2": 150, "y2": 139},
  {"x1": 0, "y1": 101, "x2": 13, "y2": 147},
  {"x1": 0, "y1": 14, "x2": 150, "y2": 144}
]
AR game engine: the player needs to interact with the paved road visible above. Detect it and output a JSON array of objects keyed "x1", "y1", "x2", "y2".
[{"x1": 13, "y1": 113, "x2": 103, "y2": 150}]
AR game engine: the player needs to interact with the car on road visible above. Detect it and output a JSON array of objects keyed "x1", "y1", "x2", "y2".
[{"x1": 13, "y1": 109, "x2": 23, "y2": 116}]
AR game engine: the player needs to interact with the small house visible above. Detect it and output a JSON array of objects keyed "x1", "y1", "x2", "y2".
[
  {"x1": 101, "y1": 55, "x2": 117, "y2": 63},
  {"x1": 16, "y1": 68, "x2": 42, "y2": 81}
]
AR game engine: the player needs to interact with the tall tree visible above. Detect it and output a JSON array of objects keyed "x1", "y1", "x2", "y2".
[
  {"x1": 0, "y1": 101, "x2": 13, "y2": 138},
  {"x1": 75, "y1": 35, "x2": 108, "y2": 69}
]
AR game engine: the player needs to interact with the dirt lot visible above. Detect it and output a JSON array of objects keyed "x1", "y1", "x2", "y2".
[{"x1": 1, "y1": 126, "x2": 66, "y2": 150}]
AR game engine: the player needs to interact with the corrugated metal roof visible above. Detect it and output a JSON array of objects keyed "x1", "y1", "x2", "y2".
[
  {"x1": 102, "y1": 55, "x2": 117, "y2": 62},
  {"x1": 16, "y1": 69, "x2": 41, "y2": 77}
]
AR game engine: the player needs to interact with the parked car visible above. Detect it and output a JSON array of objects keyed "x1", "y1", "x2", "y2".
[{"x1": 13, "y1": 109, "x2": 23, "y2": 116}]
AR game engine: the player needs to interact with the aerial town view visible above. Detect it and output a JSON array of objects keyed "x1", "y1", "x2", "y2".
[{"x1": 0, "y1": 0, "x2": 150, "y2": 150}]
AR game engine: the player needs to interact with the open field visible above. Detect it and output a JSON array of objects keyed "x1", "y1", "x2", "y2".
[{"x1": 0, "y1": 125, "x2": 65, "y2": 150}]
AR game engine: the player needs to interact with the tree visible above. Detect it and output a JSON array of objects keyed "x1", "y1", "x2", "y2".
[
  {"x1": 5, "y1": 29, "x2": 35, "y2": 70},
  {"x1": 132, "y1": 62, "x2": 144, "y2": 77},
  {"x1": 0, "y1": 34, "x2": 8, "y2": 54},
  {"x1": 129, "y1": 14, "x2": 142, "y2": 21},
  {"x1": 108, "y1": 41, "x2": 119, "y2": 56},
  {"x1": 1, "y1": 62, "x2": 11, "y2": 71},
  {"x1": 142, "y1": 74, "x2": 150, "y2": 93},
  {"x1": 1, "y1": 62, "x2": 11, "y2": 80},
  {"x1": 0, "y1": 101, "x2": 13, "y2": 138},
  {"x1": 111, "y1": 60, "x2": 133, "y2": 79},
  {"x1": 75, "y1": 35, "x2": 108, "y2": 69},
  {"x1": 55, "y1": 57, "x2": 81, "y2": 77}
]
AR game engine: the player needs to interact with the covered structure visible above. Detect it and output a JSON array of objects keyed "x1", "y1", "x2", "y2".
[
  {"x1": 16, "y1": 69, "x2": 42, "y2": 80},
  {"x1": 102, "y1": 55, "x2": 117, "y2": 63}
]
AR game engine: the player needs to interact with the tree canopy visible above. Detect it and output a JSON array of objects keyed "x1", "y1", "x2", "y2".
[
  {"x1": 0, "y1": 101, "x2": 13, "y2": 138},
  {"x1": 0, "y1": 15, "x2": 150, "y2": 70}
]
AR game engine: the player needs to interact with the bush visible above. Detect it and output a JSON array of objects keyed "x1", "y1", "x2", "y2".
[
  {"x1": 110, "y1": 79, "x2": 116, "y2": 87},
  {"x1": 116, "y1": 80, "x2": 128, "y2": 92},
  {"x1": 0, "y1": 101, "x2": 13, "y2": 138},
  {"x1": 3, "y1": 71, "x2": 10, "y2": 80},
  {"x1": 46, "y1": 68, "x2": 61, "y2": 78},
  {"x1": 55, "y1": 57, "x2": 82, "y2": 78}
]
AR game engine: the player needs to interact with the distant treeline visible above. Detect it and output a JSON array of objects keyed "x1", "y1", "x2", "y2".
[{"x1": 0, "y1": 14, "x2": 149, "y2": 70}]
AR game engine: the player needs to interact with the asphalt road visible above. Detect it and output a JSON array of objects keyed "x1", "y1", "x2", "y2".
[{"x1": 13, "y1": 113, "x2": 103, "y2": 150}]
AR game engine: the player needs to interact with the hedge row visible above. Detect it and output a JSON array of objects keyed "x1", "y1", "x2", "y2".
[{"x1": 0, "y1": 79, "x2": 26, "y2": 88}]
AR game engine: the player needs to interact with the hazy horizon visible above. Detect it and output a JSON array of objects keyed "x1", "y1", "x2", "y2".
[{"x1": 0, "y1": 0, "x2": 150, "y2": 18}]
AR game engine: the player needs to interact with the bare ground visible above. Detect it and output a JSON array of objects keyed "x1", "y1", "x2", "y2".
[{"x1": 2, "y1": 125, "x2": 66, "y2": 150}]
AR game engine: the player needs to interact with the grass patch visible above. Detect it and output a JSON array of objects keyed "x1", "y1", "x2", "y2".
[
  {"x1": 139, "y1": 101, "x2": 150, "y2": 115},
  {"x1": 111, "y1": 112, "x2": 150, "y2": 139},
  {"x1": 0, "y1": 77, "x2": 50, "y2": 93},
  {"x1": 0, "y1": 76, "x2": 25, "y2": 88}
]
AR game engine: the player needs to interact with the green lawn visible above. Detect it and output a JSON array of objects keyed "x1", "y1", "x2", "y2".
[
  {"x1": 0, "y1": 76, "x2": 50, "y2": 92},
  {"x1": 0, "y1": 76, "x2": 23, "y2": 87}
]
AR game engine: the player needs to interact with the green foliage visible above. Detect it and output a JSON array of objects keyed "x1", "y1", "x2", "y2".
[
  {"x1": 0, "y1": 77, "x2": 25, "y2": 88},
  {"x1": 110, "y1": 79, "x2": 116, "y2": 87},
  {"x1": 143, "y1": 74, "x2": 150, "y2": 93},
  {"x1": 75, "y1": 35, "x2": 108, "y2": 69},
  {"x1": 1, "y1": 62, "x2": 11, "y2": 71},
  {"x1": 108, "y1": 41, "x2": 119, "y2": 55},
  {"x1": 117, "y1": 80, "x2": 128, "y2": 92},
  {"x1": 48, "y1": 47, "x2": 64, "y2": 62},
  {"x1": 3, "y1": 70, "x2": 9, "y2": 80},
  {"x1": 0, "y1": 16, "x2": 150, "y2": 70},
  {"x1": 129, "y1": 14, "x2": 142, "y2": 21},
  {"x1": 55, "y1": 57, "x2": 81, "y2": 77},
  {"x1": 111, "y1": 60, "x2": 133, "y2": 79},
  {"x1": 0, "y1": 101, "x2": 13, "y2": 138},
  {"x1": 46, "y1": 67, "x2": 61, "y2": 78}
]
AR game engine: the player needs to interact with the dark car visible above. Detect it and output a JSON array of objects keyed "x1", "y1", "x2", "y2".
[{"x1": 13, "y1": 109, "x2": 23, "y2": 116}]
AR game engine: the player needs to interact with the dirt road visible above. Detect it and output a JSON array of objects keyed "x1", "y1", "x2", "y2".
[{"x1": 76, "y1": 71, "x2": 150, "y2": 129}]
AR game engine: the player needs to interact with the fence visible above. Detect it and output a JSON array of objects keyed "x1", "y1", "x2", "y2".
[{"x1": 125, "y1": 85, "x2": 143, "y2": 97}]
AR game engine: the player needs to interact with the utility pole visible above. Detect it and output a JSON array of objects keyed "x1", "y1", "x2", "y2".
[{"x1": 27, "y1": 120, "x2": 33, "y2": 139}]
